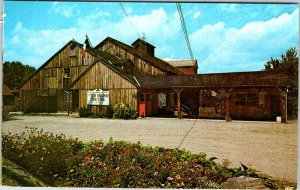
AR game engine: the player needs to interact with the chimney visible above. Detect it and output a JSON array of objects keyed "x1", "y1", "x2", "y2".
[{"x1": 131, "y1": 38, "x2": 155, "y2": 57}]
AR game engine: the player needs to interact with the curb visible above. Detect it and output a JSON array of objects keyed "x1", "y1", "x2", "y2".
[{"x1": 2, "y1": 158, "x2": 48, "y2": 187}]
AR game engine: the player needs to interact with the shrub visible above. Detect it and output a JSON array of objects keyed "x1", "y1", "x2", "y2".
[
  {"x1": 2, "y1": 127, "x2": 83, "y2": 185},
  {"x1": 113, "y1": 102, "x2": 137, "y2": 119},
  {"x1": 79, "y1": 107, "x2": 92, "y2": 117},
  {"x1": 3, "y1": 132, "x2": 280, "y2": 188},
  {"x1": 66, "y1": 140, "x2": 227, "y2": 188}
]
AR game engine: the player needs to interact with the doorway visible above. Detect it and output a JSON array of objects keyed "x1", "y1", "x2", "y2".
[{"x1": 139, "y1": 93, "x2": 152, "y2": 117}]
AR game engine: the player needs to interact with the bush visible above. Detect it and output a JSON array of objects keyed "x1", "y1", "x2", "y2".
[
  {"x1": 67, "y1": 139, "x2": 222, "y2": 188},
  {"x1": 2, "y1": 127, "x2": 83, "y2": 185},
  {"x1": 113, "y1": 102, "x2": 137, "y2": 119},
  {"x1": 3, "y1": 132, "x2": 281, "y2": 188},
  {"x1": 79, "y1": 107, "x2": 92, "y2": 117}
]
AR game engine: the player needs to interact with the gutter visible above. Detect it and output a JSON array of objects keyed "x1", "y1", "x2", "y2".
[{"x1": 133, "y1": 76, "x2": 141, "y2": 87}]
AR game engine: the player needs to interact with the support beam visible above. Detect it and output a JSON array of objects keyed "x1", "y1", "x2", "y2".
[
  {"x1": 276, "y1": 86, "x2": 287, "y2": 123},
  {"x1": 281, "y1": 91, "x2": 287, "y2": 123},
  {"x1": 174, "y1": 88, "x2": 184, "y2": 119},
  {"x1": 225, "y1": 96, "x2": 231, "y2": 122}
]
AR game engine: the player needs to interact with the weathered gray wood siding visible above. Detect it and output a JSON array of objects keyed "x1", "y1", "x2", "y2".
[{"x1": 72, "y1": 60, "x2": 138, "y2": 111}]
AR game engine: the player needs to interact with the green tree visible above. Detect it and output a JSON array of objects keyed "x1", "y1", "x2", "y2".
[
  {"x1": 3, "y1": 61, "x2": 36, "y2": 89},
  {"x1": 264, "y1": 47, "x2": 298, "y2": 119}
]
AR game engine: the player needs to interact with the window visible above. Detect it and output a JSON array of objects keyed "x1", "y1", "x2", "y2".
[
  {"x1": 64, "y1": 68, "x2": 70, "y2": 78},
  {"x1": 235, "y1": 93, "x2": 258, "y2": 106}
]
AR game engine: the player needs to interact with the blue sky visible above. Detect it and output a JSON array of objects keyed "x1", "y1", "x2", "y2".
[{"x1": 4, "y1": 2, "x2": 299, "y2": 73}]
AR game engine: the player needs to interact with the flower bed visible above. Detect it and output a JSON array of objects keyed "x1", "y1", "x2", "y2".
[{"x1": 2, "y1": 128, "x2": 284, "y2": 188}]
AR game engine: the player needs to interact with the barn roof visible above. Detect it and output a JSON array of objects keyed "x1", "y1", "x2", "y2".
[
  {"x1": 166, "y1": 60, "x2": 198, "y2": 68},
  {"x1": 70, "y1": 48, "x2": 147, "y2": 88},
  {"x1": 3, "y1": 83, "x2": 14, "y2": 96},
  {"x1": 139, "y1": 70, "x2": 289, "y2": 89},
  {"x1": 131, "y1": 38, "x2": 156, "y2": 48},
  {"x1": 95, "y1": 37, "x2": 185, "y2": 75},
  {"x1": 17, "y1": 39, "x2": 79, "y2": 89}
]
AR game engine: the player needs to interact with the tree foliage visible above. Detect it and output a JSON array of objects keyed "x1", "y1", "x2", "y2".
[
  {"x1": 3, "y1": 61, "x2": 36, "y2": 89},
  {"x1": 264, "y1": 47, "x2": 298, "y2": 118}
]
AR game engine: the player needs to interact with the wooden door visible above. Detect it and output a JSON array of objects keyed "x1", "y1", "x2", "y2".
[{"x1": 139, "y1": 94, "x2": 146, "y2": 117}]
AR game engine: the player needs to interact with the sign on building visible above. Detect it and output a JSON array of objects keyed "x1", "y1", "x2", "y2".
[
  {"x1": 87, "y1": 89, "x2": 109, "y2": 105},
  {"x1": 158, "y1": 93, "x2": 166, "y2": 108}
]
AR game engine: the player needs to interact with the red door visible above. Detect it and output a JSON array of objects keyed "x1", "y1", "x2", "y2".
[{"x1": 139, "y1": 94, "x2": 146, "y2": 117}]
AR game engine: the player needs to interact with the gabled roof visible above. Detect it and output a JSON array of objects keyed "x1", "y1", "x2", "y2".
[
  {"x1": 17, "y1": 39, "x2": 82, "y2": 89},
  {"x1": 131, "y1": 38, "x2": 156, "y2": 48},
  {"x1": 167, "y1": 60, "x2": 198, "y2": 68},
  {"x1": 18, "y1": 37, "x2": 148, "y2": 90},
  {"x1": 139, "y1": 70, "x2": 289, "y2": 89},
  {"x1": 69, "y1": 48, "x2": 147, "y2": 88},
  {"x1": 95, "y1": 37, "x2": 186, "y2": 75}
]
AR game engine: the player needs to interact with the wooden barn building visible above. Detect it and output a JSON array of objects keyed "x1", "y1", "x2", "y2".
[{"x1": 18, "y1": 36, "x2": 289, "y2": 122}]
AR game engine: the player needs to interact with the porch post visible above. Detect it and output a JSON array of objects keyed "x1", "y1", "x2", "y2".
[
  {"x1": 174, "y1": 88, "x2": 183, "y2": 119},
  {"x1": 177, "y1": 92, "x2": 181, "y2": 119},
  {"x1": 225, "y1": 97, "x2": 231, "y2": 122},
  {"x1": 276, "y1": 87, "x2": 287, "y2": 123},
  {"x1": 281, "y1": 91, "x2": 287, "y2": 123},
  {"x1": 225, "y1": 89, "x2": 233, "y2": 122}
]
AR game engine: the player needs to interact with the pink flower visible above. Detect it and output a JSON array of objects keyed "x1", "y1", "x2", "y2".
[{"x1": 176, "y1": 174, "x2": 181, "y2": 180}]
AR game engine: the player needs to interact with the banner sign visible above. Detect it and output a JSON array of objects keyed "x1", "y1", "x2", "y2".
[
  {"x1": 87, "y1": 89, "x2": 109, "y2": 105},
  {"x1": 158, "y1": 93, "x2": 166, "y2": 108}
]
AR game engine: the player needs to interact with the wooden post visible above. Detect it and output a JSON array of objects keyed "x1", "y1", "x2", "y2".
[
  {"x1": 281, "y1": 91, "x2": 287, "y2": 123},
  {"x1": 276, "y1": 87, "x2": 287, "y2": 123},
  {"x1": 174, "y1": 88, "x2": 184, "y2": 119},
  {"x1": 177, "y1": 92, "x2": 181, "y2": 119},
  {"x1": 225, "y1": 97, "x2": 231, "y2": 122}
]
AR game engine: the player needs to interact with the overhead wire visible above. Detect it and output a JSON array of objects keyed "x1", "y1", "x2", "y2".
[
  {"x1": 176, "y1": 3, "x2": 194, "y2": 60},
  {"x1": 119, "y1": 3, "x2": 141, "y2": 39}
]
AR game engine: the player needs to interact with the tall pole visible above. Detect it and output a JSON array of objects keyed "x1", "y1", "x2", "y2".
[{"x1": 176, "y1": 3, "x2": 194, "y2": 60}]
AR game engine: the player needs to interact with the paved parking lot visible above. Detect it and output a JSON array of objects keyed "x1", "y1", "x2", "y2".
[{"x1": 2, "y1": 115, "x2": 297, "y2": 182}]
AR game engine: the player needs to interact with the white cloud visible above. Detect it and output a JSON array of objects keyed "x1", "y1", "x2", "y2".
[
  {"x1": 190, "y1": 8, "x2": 299, "y2": 73},
  {"x1": 6, "y1": 5, "x2": 298, "y2": 74},
  {"x1": 5, "y1": 7, "x2": 181, "y2": 68},
  {"x1": 52, "y1": 4, "x2": 77, "y2": 18},
  {"x1": 219, "y1": 4, "x2": 237, "y2": 13},
  {"x1": 193, "y1": 11, "x2": 201, "y2": 19},
  {"x1": 5, "y1": 22, "x2": 78, "y2": 67}
]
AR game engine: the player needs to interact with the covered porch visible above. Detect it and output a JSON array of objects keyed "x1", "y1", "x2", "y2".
[{"x1": 138, "y1": 70, "x2": 289, "y2": 122}]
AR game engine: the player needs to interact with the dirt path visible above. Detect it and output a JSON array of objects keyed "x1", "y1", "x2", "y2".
[{"x1": 2, "y1": 115, "x2": 297, "y2": 182}]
